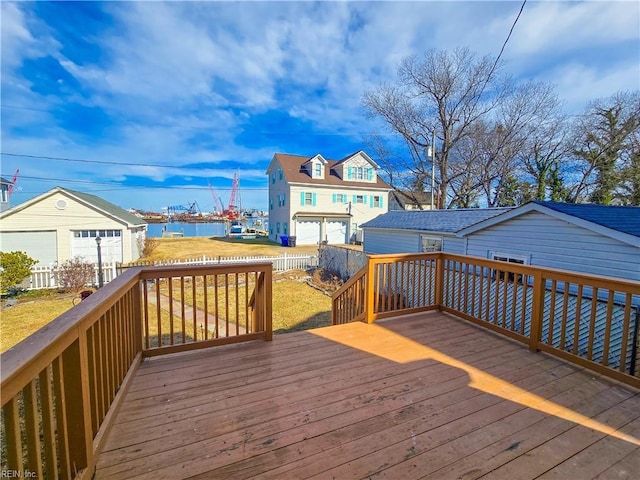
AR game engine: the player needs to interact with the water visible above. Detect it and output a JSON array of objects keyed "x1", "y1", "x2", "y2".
[{"x1": 147, "y1": 219, "x2": 268, "y2": 238}]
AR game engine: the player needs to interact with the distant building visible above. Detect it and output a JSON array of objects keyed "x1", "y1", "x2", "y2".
[
  {"x1": 0, "y1": 177, "x2": 13, "y2": 212},
  {"x1": 266, "y1": 151, "x2": 392, "y2": 245},
  {"x1": 0, "y1": 186, "x2": 147, "y2": 265},
  {"x1": 388, "y1": 190, "x2": 434, "y2": 211}
]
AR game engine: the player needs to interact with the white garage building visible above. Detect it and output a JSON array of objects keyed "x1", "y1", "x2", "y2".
[{"x1": 0, "y1": 187, "x2": 147, "y2": 265}]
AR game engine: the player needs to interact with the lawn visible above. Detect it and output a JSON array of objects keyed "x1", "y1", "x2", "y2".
[
  {"x1": 1, "y1": 276, "x2": 331, "y2": 353},
  {"x1": 1, "y1": 238, "x2": 330, "y2": 353},
  {"x1": 141, "y1": 237, "x2": 320, "y2": 262}
]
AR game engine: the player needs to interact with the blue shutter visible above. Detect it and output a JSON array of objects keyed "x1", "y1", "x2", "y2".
[
  {"x1": 369, "y1": 195, "x2": 374, "y2": 208},
  {"x1": 300, "y1": 191, "x2": 305, "y2": 206},
  {"x1": 282, "y1": 194, "x2": 286, "y2": 206},
  {"x1": 332, "y1": 193, "x2": 337, "y2": 203},
  {"x1": 380, "y1": 196, "x2": 384, "y2": 208},
  {"x1": 347, "y1": 167, "x2": 353, "y2": 180},
  {"x1": 363, "y1": 195, "x2": 368, "y2": 204},
  {"x1": 270, "y1": 199, "x2": 273, "y2": 210},
  {"x1": 352, "y1": 195, "x2": 357, "y2": 204},
  {"x1": 312, "y1": 192, "x2": 317, "y2": 206},
  {"x1": 344, "y1": 193, "x2": 348, "y2": 203},
  {"x1": 367, "y1": 168, "x2": 372, "y2": 180}
]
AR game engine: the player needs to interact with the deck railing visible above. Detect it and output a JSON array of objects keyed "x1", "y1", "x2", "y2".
[
  {"x1": 332, "y1": 253, "x2": 640, "y2": 389},
  {"x1": 0, "y1": 262, "x2": 273, "y2": 479}
]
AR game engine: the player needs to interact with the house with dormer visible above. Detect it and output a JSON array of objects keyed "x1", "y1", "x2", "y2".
[{"x1": 266, "y1": 151, "x2": 391, "y2": 245}]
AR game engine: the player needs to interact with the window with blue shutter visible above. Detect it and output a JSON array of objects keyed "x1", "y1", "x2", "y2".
[{"x1": 283, "y1": 222, "x2": 288, "y2": 234}]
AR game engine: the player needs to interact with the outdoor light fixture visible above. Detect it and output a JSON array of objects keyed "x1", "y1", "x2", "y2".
[{"x1": 95, "y1": 236, "x2": 104, "y2": 288}]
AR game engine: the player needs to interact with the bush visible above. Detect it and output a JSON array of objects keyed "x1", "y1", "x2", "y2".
[
  {"x1": 56, "y1": 257, "x2": 95, "y2": 292},
  {"x1": 137, "y1": 235, "x2": 158, "y2": 258},
  {"x1": 0, "y1": 251, "x2": 37, "y2": 293}
]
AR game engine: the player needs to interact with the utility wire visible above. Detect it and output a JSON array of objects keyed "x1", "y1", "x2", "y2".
[{"x1": 488, "y1": 0, "x2": 527, "y2": 81}]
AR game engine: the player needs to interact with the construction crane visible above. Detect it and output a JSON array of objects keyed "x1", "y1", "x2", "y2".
[
  {"x1": 227, "y1": 172, "x2": 239, "y2": 214},
  {"x1": 7, "y1": 169, "x2": 19, "y2": 198},
  {"x1": 207, "y1": 174, "x2": 241, "y2": 219},
  {"x1": 207, "y1": 180, "x2": 225, "y2": 214}
]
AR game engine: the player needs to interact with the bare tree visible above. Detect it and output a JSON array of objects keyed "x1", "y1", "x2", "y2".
[{"x1": 363, "y1": 48, "x2": 511, "y2": 208}]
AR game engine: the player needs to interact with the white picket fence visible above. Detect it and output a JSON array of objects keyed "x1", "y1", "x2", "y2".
[
  {"x1": 28, "y1": 253, "x2": 318, "y2": 290},
  {"x1": 125, "y1": 253, "x2": 319, "y2": 272},
  {"x1": 29, "y1": 262, "x2": 120, "y2": 290}
]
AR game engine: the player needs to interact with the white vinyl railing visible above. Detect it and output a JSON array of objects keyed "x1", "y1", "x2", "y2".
[{"x1": 28, "y1": 253, "x2": 318, "y2": 290}]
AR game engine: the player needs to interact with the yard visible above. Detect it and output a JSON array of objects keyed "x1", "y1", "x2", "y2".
[{"x1": 1, "y1": 238, "x2": 332, "y2": 353}]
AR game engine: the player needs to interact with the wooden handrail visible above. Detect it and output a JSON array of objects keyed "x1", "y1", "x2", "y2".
[
  {"x1": 331, "y1": 252, "x2": 640, "y2": 389},
  {"x1": 1, "y1": 262, "x2": 274, "y2": 478}
]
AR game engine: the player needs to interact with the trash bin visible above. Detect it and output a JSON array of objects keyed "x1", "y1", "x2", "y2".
[
  {"x1": 280, "y1": 235, "x2": 289, "y2": 247},
  {"x1": 288, "y1": 236, "x2": 297, "y2": 247}
]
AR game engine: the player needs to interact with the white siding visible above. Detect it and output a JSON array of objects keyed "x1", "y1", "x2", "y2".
[
  {"x1": 443, "y1": 237, "x2": 465, "y2": 255},
  {"x1": 267, "y1": 159, "x2": 291, "y2": 242},
  {"x1": 464, "y1": 211, "x2": 640, "y2": 281},
  {"x1": 0, "y1": 191, "x2": 141, "y2": 264},
  {"x1": 364, "y1": 229, "x2": 419, "y2": 254}
]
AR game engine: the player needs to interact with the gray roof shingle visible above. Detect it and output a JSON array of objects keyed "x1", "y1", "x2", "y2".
[
  {"x1": 534, "y1": 201, "x2": 640, "y2": 238},
  {"x1": 65, "y1": 188, "x2": 146, "y2": 226},
  {"x1": 361, "y1": 208, "x2": 513, "y2": 233}
]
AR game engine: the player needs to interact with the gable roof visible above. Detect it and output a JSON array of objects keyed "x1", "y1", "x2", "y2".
[
  {"x1": 269, "y1": 153, "x2": 390, "y2": 190},
  {"x1": 458, "y1": 201, "x2": 640, "y2": 247},
  {"x1": 332, "y1": 150, "x2": 380, "y2": 169},
  {"x1": 532, "y1": 201, "x2": 640, "y2": 237},
  {"x1": 361, "y1": 207, "x2": 513, "y2": 234},
  {"x1": 0, "y1": 177, "x2": 13, "y2": 185},
  {"x1": 0, "y1": 186, "x2": 146, "y2": 226},
  {"x1": 391, "y1": 190, "x2": 433, "y2": 208}
]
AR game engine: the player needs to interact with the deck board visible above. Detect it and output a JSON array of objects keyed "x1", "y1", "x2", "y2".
[{"x1": 95, "y1": 311, "x2": 640, "y2": 479}]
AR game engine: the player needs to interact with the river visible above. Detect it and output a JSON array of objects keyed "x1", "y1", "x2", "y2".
[{"x1": 146, "y1": 218, "x2": 268, "y2": 238}]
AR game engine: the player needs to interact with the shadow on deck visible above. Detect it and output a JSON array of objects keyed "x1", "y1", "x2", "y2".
[{"x1": 95, "y1": 311, "x2": 640, "y2": 479}]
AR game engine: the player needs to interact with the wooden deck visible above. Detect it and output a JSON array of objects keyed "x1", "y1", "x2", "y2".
[{"x1": 95, "y1": 311, "x2": 640, "y2": 479}]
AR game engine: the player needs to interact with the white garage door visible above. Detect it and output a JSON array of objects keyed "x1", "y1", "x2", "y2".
[
  {"x1": 0, "y1": 231, "x2": 57, "y2": 265},
  {"x1": 326, "y1": 220, "x2": 347, "y2": 244},
  {"x1": 296, "y1": 220, "x2": 321, "y2": 245},
  {"x1": 71, "y1": 229, "x2": 123, "y2": 263}
]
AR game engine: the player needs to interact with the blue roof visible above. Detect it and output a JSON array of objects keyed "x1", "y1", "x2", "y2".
[
  {"x1": 534, "y1": 201, "x2": 640, "y2": 238},
  {"x1": 361, "y1": 208, "x2": 513, "y2": 233}
]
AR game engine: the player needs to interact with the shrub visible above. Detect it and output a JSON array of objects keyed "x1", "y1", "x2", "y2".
[
  {"x1": 137, "y1": 235, "x2": 158, "y2": 258},
  {"x1": 0, "y1": 251, "x2": 37, "y2": 293},
  {"x1": 56, "y1": 257, "x2": 95, "y2": 292}
]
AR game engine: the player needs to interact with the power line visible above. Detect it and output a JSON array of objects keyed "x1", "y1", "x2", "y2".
[
  {"x1": 488, "y1": 0, "x2": 527, "y2": 80},
  {"x1": 1, "y1": 152, "x2": 225, "y2": 169},
  {"x1": 1, "y1": 174, "x2": 269, "y2": 190}
]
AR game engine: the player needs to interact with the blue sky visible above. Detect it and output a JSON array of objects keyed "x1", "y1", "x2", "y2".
[{"x1": 2, "y1": 1, "x2": 638, "y2": 212}]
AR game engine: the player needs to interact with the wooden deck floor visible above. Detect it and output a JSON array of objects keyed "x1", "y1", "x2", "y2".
[{"x1": 95, "y1": 312, "x2": 640, "y2": 479}]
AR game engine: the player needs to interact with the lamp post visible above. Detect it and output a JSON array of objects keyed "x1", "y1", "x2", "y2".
[{"x1": 95, "y1": 236, "x2": 104, "y2": 288}]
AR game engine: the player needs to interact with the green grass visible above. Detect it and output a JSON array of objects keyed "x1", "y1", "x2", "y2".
[{"x1": 1, "y1": 277, "x2": 331, "y2": 353}]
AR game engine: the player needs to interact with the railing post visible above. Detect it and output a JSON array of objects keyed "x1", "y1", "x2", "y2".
[
  {"x1": 60, "y1": 338, "x2": 92, "y2": 477},
  {"x1": 435, "y1": 254, "x2": 444, "y2": 310},
  {"x1": 264, "y1": 266, "x2": 273, "y2": 341},
  {"x1": 365, "y1": 258, "x2": 376, "y2": 323},
  {"x1": 529, "y1": 269, "x2": 545, "y2": 352},
  {"x1": 133, "y1": 279, "x2": 143, "y2": 353}
]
